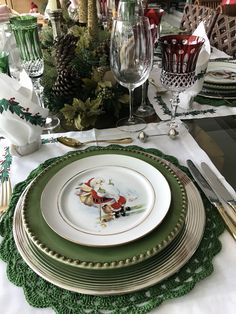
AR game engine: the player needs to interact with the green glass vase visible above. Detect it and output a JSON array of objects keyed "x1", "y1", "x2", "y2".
[
  {"x1": 0, "y1": 51, "x2": 10, "y2": 75},
  {"x1": 9, "y1": 15, "x2": 43, "y2": 78}
]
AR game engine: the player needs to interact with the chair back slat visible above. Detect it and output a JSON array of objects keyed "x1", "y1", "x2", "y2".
[
  {"x1": 196, "y1": 0, "x2": 221, "y2": 9},
  {"x1": 180, "y1": 3, "x2": 219, "y2": 38},
  {"x1": 210, "y1": 14, "x2": 236, "y2": 58}
]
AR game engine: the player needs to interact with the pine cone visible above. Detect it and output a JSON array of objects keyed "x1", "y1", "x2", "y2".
[
  {"x1": 54, "y1": 34, "x2": 78, "y2": 72},
  {"x1": 52, "y1": 68, "x2": 80, "y2": 100},
  {"x1": 52, "y1": 34, "x2": 80, "y2": 104}
]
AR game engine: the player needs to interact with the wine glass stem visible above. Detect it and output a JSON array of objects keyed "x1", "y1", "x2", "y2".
[
  {"x1": 170, "y1": 91, "x2": 179, "y2": 127},
  {"x1": 140, "y1": 80, "x2": 147, "y2": 109},
  {"x1": 128, "y1": 87, "x2": 135, "y2": 123},
  {"x1": 31, "y1": 77, "x2": 44, "y2": 108}
]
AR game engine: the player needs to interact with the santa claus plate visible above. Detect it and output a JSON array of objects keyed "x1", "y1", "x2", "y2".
[{"x1": 40, "y1": 154, "x2": 171, "y2": 247}]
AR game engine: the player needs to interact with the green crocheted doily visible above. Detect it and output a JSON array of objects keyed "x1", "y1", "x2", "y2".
[{"x1": 0, "y1": 146, "x2": 225, "y2": 314}]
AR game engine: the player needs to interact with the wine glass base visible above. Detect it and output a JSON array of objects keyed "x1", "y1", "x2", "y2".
[
  {"x1": 44, "y1": 116, "x2": 60, "y2": 133},
  {"x1": 116, "y1": 117, "x2": 146, "y2": 133},
  {"x1": 156, "y1": 120, "x2": 188, "y2": 137},
  {"x1": 134, "y1": 105, "x2": 155, "y2": 118}
]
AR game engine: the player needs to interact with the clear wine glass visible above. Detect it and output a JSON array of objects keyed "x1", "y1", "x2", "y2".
[
  {"x1": 158, "y1": 34, "x2": 204, "y2": 132},
  {"x1": 9, "y1": 15, "x2": 60, "y2": 132},
  {"x1": 135, "y1": 7, "x2": 164, "y2": 118},
  {"x1": 110, "y1": 16, "x2": 153, "y2": 132}
]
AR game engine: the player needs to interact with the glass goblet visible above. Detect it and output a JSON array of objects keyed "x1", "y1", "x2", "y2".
[
  {"x1": 135, "y1": 8, "x2": 164, "y2": 118},
  {"x1": 158, "y1": 34, "x2": 204, "y2": 132},
  {"x1": 9, "y1": 15, "x2": 60, "y2": 132},
  {"x1": 110, "y1": 16, "x2": 153, "y2": 132}
]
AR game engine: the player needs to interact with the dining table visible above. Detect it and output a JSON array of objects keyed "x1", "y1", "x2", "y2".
[{"x1": 1, "y1": 14, "x2": 236, "y2": 314}]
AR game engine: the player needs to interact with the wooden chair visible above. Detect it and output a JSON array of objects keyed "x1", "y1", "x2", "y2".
[
  {"x1": 180, "y1": 1, "x2": 219, "y2": 37},
  {"x1": 210, "y1": 13, "x2": 236, "y2": 58},
  {"x1": 197, "y1": 0, "x2": 221, "y2": 9}
]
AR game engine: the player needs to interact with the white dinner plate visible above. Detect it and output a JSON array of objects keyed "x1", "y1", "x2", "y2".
[
  {"x1": 204, "y1": 61, "x2": 236, "y2": 85},
  {"x1": 41, "y1": 154, "x2": 171, "y2": 247}
]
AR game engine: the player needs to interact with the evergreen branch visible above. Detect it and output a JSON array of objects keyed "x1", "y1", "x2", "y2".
[
  {"x1": 0, "y1": 147, "x2": 12, "y2": 182},
  {"x1": 155, "y1": 96, "x2": 216, "y2": 117}
]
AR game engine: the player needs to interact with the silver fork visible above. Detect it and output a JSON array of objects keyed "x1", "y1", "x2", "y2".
[{"x1": 0, "y1": 179, "x2": 12, "y2": 218}]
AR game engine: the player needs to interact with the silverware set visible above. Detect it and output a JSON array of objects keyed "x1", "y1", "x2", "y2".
[
  {"x1": 187, "y1": 160, "x2": 236, "y2": 241},
  {"x1": 57, "y1": 136, "x2": 133, "y2": 148},
  {"x1": 0, "y1": 178, "x2": 12, "y2": 220}
]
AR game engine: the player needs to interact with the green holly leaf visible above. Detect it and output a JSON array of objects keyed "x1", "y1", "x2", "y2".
[
  {"x1": 74, "y1": 98, "x2": 88, "y2": 111},
  {"x1": 74, "y1": 113, "x2": 97, "y2": 130},
  {"x1": 60, "y1": 103, "x2": 77, "y2": 120},
  {"x1": 74, "y1": 114, "x2": 83, "y2": 130},
  {"x1": 86, "y1": 98, "x2": 102, "y2": 112}
]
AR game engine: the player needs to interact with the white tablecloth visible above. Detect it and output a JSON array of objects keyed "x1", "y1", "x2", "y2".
[{"x1": 0, "y1": 122, "x2": 236, "y2": 314}]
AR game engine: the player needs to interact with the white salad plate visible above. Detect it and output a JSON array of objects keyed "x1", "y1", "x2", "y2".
[
  {"x1": 41, "y1": 154, "x2": 171, "y2": 247},
  {"x1": 204, "y1": 61, "x2": 236, "y2": 85}
]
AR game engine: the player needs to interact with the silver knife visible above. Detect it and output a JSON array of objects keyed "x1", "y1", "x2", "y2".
[
  {"x1": 201, "y1": 162, "x2": 236, "y2": 215},
  {"x1": 187, "y1": 159, "x2": 236, "y2": 241}
]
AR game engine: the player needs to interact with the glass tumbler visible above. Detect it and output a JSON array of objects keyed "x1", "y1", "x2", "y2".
[{"x1": 9, "y1": 15, "x2": 43, "y2": 78}]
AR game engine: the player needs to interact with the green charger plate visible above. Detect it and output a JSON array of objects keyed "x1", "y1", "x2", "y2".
[
  {"x1": 203, "y1": 81, "x2": 236, "y2": 91},
  {"x1": 22, "y1": 147, "x2": 187, "y2": 269},
  {"x1": 14, "y1": 152, "x2": 205, "y2": 295}
]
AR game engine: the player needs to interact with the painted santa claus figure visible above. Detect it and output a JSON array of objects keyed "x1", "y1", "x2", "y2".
[{"x1": 76, "y1": 177, "x2": 131, "y2": 221}]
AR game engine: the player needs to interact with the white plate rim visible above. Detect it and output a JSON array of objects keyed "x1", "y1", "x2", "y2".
[{"x1": 205, "y1": 61, "x2": 236, "y2": 84}]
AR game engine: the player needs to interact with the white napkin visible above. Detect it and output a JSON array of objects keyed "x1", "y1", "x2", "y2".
[
  {"x1": 0, "y1": 72, "x2": 48, "y2": 152},
  {"x1": 179, "y1": 22, "x2": 211, "y2": 110},
  {"x1": 210, "y1": 46, "x2": 232, "y2": 60}
]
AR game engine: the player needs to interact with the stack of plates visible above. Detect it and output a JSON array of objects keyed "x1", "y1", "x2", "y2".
[
  {"x1": 13, "y1": 147, "x2": 206, "y2": 295},
  {"x1": 200, "y1": 61, "x2": 236, "y2": 99}
]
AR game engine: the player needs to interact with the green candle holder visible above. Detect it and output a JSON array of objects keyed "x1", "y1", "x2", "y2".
[{"x1": 9, "y1": 15, "x2": 43, "y2": 78}]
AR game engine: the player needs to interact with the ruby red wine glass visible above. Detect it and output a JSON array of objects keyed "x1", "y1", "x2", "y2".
[{"x1": 158, "y1": 34, "x2": 204, "y2": 131}]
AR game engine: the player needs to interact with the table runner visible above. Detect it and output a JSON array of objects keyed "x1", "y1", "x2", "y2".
[
  {"x1": 148, "y1": 74, "x2": 236, "y2": 122},
  {"x1": 0, "y1": 144, "x2": 224, "y2": 314}
]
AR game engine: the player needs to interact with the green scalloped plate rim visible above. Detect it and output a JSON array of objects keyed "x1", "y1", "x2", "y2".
[
  {"x1": 22, "y1": 147, "x2": 187, "y2": 269},
  {"x1": 203, "y1": 82, "x2": 236, "y2": 91}
]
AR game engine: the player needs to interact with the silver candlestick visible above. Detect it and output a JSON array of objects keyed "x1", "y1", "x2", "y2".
[{"x1": 48, "y1": 9, "x2": 63, "y2": 40}]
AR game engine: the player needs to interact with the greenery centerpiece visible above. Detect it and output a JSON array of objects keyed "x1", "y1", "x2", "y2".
[{"x1": 41, "y1": 0, "x2": 129, "y2": 130}]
